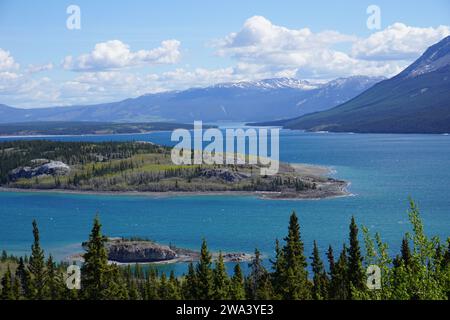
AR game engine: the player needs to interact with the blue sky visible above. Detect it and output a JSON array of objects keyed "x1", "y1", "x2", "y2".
[{"x1": 0, "y1": 0, "x2": 449, "y2": 107}]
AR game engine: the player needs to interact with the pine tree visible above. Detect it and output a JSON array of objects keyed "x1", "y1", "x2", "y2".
[
  {"x1": 183, "y1": 262, "x2": 198, "y2": 299},
  {"x1": 333, "y1": 244, "x2": 349, "y2": 300},
  {"x1": 195, "y1": 239, "x2": 213, "y2": 299},
  {"x1": 167, "y1": 271, "x2": 181, "y2": 300},
  {"x1": 158, "y1": 272, "x2": 169, "y2": 299},
  {"x1": 310, "y1": 241, "x2": 329, "y2": 300},
  {"x1": 347, "y1": 216, "x2": 365, "y2": 298},
  {"x1": 270, "y1": 239, "x2": 285, "y2": 299},
  {"x1": 16, "y1": 257, "x2": 32, "y2": 299},
  {"x1": 28, "y1": 220, "x2": 47, "y2": 299},
  {"x1": 400, "y1": 236, "x2": 412, "y2": 268},
  {"x1": 212, "y1": 252, "x2": 229, "y2": 299},
  {"x1": 246, "y1": 249, "x2": 273, "y2": 299},
  {"x1": 13, "y1": 276, "x2": 21, "y2": 300},
  {"x1": 46, "y1": 255, "x2": 62, "y2": 300},
  {"x1": 1, "y1": 267, "x2": 14, "y2": 300},
  {"x1": 280, "y1": 212, "x2": 310, "y2": 299},
  {"x1": 229, "y1": 264, "x2": 245, "y2": 300},
  {"x1": 145, "y1": 269, "x2": 159, "y2": 300},
  {"x1": 102, "y1": 265, "x2": 129, "y2": 300},
  {"x1": 81, "y1": 216, "x2": 110, "y2": 299},
  {"x1": 326, "y1": 245, "x2": 337, "y2": 298}
]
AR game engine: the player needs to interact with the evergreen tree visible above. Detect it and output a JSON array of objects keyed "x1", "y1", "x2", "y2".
[
  {"x1": 333, "y1": 244, "x2": 349, "y2": 300},
  {"x1": 310, "y1": 241, "x2": 329, "y2": 300},
  {"x1": 212, "y1": 252, "x2": 229, "y2": 299},
  {"x1": 13, "y1": 276, "x2": 21, "y2": 300},
  {"x1": 167, "y1": 271, "x2": 181, "y2": 300},
  {"x1": 16, "y1": 257, "x2": 32, "y2": 299},
  {"x1": 81, "y1": 216, "x2": 110, "y2": 299},
  {"x1": 145, "y1": 269, "x2": 159, "y2": 300},
  {"x1": 229, "y1": 264, "x2": 245, "y2": 300},
  {"x1": 280, "y1": 212, "x2": 310, "y2": 299},
  {"x1": 195, "y1": 239, "x2": 213, "y2": 299},
  {"x1": 400, "y1": 236, "x2": 412, "y2": 268},
  {"x1": 158, "y1": 272, "x2": 169, "y2": 299},
  {"x1": 347, "y1": 216, "x2": 365, "y2": 298},
  {"x1": 28, "y1": 220, "x2": 47, "y2": 299},
  {"x1": 183, "y1": 262, "x2": 198, "y2": 299},
  {"x1": 1, "y1": 267, "x2": 14, "y2": 300},
  {"x1": 103, "y1": 265, "x2": 129, "y2": 300},
  {"x1": 246, "y1": 249, "x2": 273, "y2": 299},
  {"x1": 270, "y1": 239, "x2": 285, "y2": 299},
  {"x1": 46, "y1": 255, "x2": 62, "y2": 300}
]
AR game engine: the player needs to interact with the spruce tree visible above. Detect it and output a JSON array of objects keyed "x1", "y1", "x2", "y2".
[
  {"x1": 158, "y1": 272, "x2": 169, "y2": 299},
  {"x1": 28, "y1": 220, "x2": 47, "y2": 299},
  {"x1": 13, "y1": 276, "x2": 21, "y2": 300},
  {"x1": 103, "y1": 265, "x2": 129, "y2": 300},
  {"x1": 280, "y1": 212, "x2": 310, "y2": 299},
  {"x1": 229, "y1": 264, "x2": 245, "y2": 300},
  {"x1": 270, "y1": 239, "x2": 285, "y2": 299},
  {"x1": 46, "y1": 255, "x2": 62, "y2": 300},
  {"x1": 347, "y1": 216, "x2": 365, "y2": 298},
  {"x1": 401, "y1": 236, "x2": 412, "y2": 268},
  {"x1": 145, "y1": 269, "x2": 159, "y2": 300},
  {"x1": 246, "y1": 249, "x2": 273, "y2": 299},
  {"x1": 16, "y1": 257, "x2": 32, "y2": 299},
  {"x1": 183, "y1": 262, "x2": 198, "y2": 299},
  {"x1": 310, "y1": 241, "x2": 329, "y2": 300},
  {"x1": 333, "y1": 244, "x2": 350, "y2": 300},
  {"x1": 196, "y1": 239, "x2": 213, "y2": 299},
  {"x1": 1, "y1": 267, "x2": 14, "y2": 300},
  {"x1": 81, "y1": 216, "x2": 110, "y2": 299},
  {"x1": 167, "y1": 271, "x2": 181, "y2": 300},
  {"x1": 212, "y1": 252, "x2": 229, "y2": 299},
  {"x1": 326, "y1": 245, "x2": 337, "y2": 299}
]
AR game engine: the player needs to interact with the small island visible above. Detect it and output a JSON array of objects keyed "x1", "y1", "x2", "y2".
[
  {"x1": 0, "y1": 140, "x2": 349, "y2": 199},
  {"x1": 69, "y1": 238, "x2": 254, "y2": 265}
]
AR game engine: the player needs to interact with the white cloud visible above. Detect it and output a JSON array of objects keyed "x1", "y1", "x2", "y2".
[
  {"x1": 352, "y1": 23, "x2": 450, "y2": 60},
  {"x1": 63, "y1": 39, "x2": 181, "y2": 71},
  {"x1": 0, "y1": 48, "x2": 19, "y2": 71},
  {"x1": 26, "y1": 63, "x2": 54, "y2": 74},
  {"x1": 2, "y1": 17, "x2": 450, "y2": 108},
  {"x1": 216, "y1": 17, "x2": 450, "y2": 79}
]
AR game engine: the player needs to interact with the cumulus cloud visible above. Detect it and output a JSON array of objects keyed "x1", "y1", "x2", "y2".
[
  {"x1": 215, "y1": 16, "x2": 450, "y2": 79},
  {"x1": 352, "y1": 23, "x2": 450, "y2": 60},
  {"x1": 63, "y1": 39, "x2": 181, "y2": 71},
  {"x1": 0, "y1": 48, "x2": 19, "y2": 71}
]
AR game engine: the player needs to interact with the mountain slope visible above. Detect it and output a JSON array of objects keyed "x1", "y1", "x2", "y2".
[
  {"x1": 277, "y1": 36, "x2": 450, "y2": 134},
  {"x1": 0, "y1": 77, "x2": 383, "y2": 123}
]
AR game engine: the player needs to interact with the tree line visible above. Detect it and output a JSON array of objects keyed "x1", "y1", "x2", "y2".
[{"x1": 0, "y1": 199, "x2": 449, "y2": 300}]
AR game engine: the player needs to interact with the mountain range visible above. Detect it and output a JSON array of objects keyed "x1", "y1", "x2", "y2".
[
  {"x1": 0, "y1": 76, "x2": 383, "y2": 124},
  {"x1": 260, "y1": 36, "x2": 450, "y2": 134}
]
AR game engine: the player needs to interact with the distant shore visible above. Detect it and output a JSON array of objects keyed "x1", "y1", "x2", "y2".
[{"x1": 0, "y1": 162, "x2": 350, "y2": 200}]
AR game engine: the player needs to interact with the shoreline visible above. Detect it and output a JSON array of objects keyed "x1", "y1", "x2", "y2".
[{"x1": 0, "y1": 186, "x2": 351, "y2": 200}]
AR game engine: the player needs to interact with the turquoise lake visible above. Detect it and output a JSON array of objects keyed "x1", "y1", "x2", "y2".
[{"x1": 0, "y1": 130, "x2": 449, "y2": 274}]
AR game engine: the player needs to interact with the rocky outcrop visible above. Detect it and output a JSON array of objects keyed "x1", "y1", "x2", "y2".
[
  {"x1": 8, "y1": 159, "x2": 70, "y2": 181},
  {"x1": 105, "y1": 239, "x2": 177, "y2": 263},
  {"x1": 76, "y1": 238, "x2": 254, "y2": 264}
]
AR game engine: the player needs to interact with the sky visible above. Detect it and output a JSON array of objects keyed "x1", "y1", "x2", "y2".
[{"x1": 0, "y1": 0, "x2": 449, "y2": 108}]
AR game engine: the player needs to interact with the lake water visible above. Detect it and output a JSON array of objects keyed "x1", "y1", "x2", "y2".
[{"x1": 0, "y1": 129, "x2": 449, "y2": 274}]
